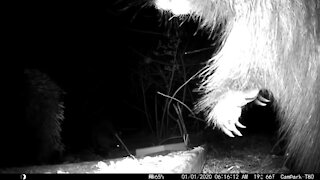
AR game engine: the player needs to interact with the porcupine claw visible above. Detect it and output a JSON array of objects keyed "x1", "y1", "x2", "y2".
[{"x1": 213, "y1": 89, "x2": 261, "y2": 137}]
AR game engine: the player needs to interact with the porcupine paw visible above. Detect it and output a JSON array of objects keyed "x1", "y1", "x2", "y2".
[{"x1": 213, "y1": 89, "x2": 270, "y2": 137}]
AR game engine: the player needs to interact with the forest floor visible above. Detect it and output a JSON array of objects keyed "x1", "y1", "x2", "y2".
[
  {"x1": 0, "y1": 131, "x2": 288, "y2": 173},
  {"x1": 202, "y1": 133, "x2": 289, "y2": 173}
]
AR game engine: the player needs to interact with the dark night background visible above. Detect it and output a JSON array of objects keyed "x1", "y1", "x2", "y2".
[
  {"x1": 19, "y1": 1, "x2": 148, "y2": 148},
  {"x1": 1, "y1": 0, "x2": 279, "y2": 168}
]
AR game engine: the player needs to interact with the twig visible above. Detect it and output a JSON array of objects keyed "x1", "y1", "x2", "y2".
[
  {"x1": 157, "y1": 91, "x2": 195, "y2": 117},
  {"x1": 114, "y1": 133, "x2": 136, "y2": 159}
]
